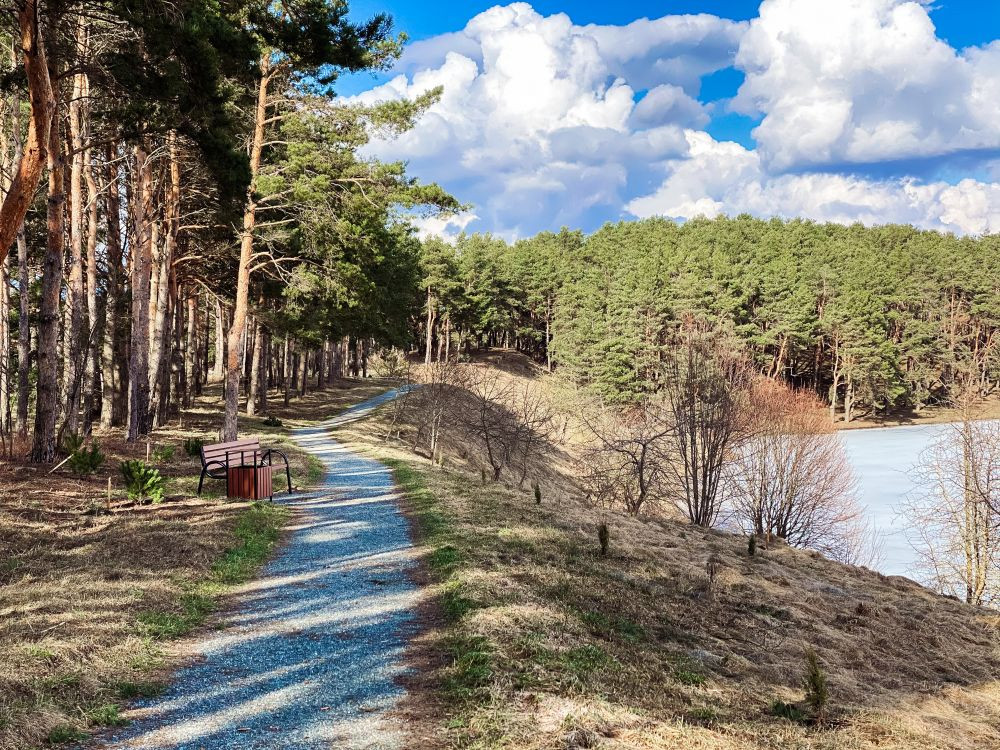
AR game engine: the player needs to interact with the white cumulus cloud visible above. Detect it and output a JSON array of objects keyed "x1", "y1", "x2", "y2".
[
  {"x1": 733, "y1": 0, "x2": 1000, "y2": 171},
  {"x1": 347, "y1": 3, "x2": 744, "y2": 238},
  {"x1": 351, "y1": 2, "x2": 1000, "y2": 238},
  {"x1": 627, "y1": 131, "x2": 1000, "y2": 235}
]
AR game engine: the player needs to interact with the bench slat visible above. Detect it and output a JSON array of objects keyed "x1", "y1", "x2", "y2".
[{"x1": 201, "y1": 439, "x2": 261, "y2": 464}]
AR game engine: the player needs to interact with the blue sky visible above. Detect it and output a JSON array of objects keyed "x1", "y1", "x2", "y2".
[{"x1": 340, "y1": 1, "x2": 1000, "y2": 239}]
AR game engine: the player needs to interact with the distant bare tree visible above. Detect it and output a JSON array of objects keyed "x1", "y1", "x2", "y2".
[
  {"x1": 456, "y1": 366, "x2": 518, "y2": 482},
  {"x1": 663, "y1": 327, "x2": 752, "y2": 527},
  {"x1": 510, "y1": 382, "x2": 556, "y2": 488},
  {"x1": 409, "y1": 361, "x2": 458, "y2": 463},
  {"x1": 729, "y1": 380, "x2": 870, "y2": 562},
  {"x1": 579, "y1": 395, "x2": 673, "y2": 516},
  {"x1": 903, "y1": 412, "x2": 1000, "y2": 606}
]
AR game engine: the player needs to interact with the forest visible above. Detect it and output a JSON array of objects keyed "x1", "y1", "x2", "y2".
[
  {"x1": 0, "y1": 0, "x2": 457, "y2": 460},
  {"x1": 419, "y1": 219, "x2": 1000, "y2": 420}
]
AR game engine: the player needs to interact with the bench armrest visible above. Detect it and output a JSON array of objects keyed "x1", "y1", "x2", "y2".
[{"x1": 261, "y1": 448, "x2": 289, "y2": 468}]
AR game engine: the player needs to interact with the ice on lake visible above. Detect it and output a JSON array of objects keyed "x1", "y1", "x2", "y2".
[{"x1": 839, "y1": 422, "x2": 960, "y2": 579}]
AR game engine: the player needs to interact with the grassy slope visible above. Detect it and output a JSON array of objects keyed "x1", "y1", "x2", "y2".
[
  {"x1": 335, "y1": 357, "x2": 1000, "y2": 750},
  {"x1": 0, "y1": 379, "x2": 386, "y2": 750}
]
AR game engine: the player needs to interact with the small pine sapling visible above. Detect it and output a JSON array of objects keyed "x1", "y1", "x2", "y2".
[
  {"x1": 803, "y1": 648, "x2": 829, "y2": 723},
  {"x1": 598, "y1": 523, "x2": 610, "y2": 556},
  {"x1": 533, "y1": 483, "x2": 542, "y2": 504},
  {"x1": 748, "y1": 534, "x2": 757, "y2": 556}
]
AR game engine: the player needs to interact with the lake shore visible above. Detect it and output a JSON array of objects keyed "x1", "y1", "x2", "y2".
[{"x1": 834, "y1": 398, "x2": 1000, "y2": 431}]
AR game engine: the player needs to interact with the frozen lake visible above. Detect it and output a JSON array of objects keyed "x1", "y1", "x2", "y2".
[{"x1": 839, "y1": 422, "x2": 957, "y2": 578}]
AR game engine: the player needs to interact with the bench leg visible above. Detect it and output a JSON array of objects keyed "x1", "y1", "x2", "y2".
[
  {"x1": 198, "y1": 468, "x2": 207, "y2": 496},
  {"x1": 285, "y1": 465, "x2": 292, "y2": 493}
]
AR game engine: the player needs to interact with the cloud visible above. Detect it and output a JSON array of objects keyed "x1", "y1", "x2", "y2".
[
  {"x1": 351, "y1": 2, "x2": 1000, "y2": 238},
  {"x1": 627, "y1": 131, "x2": 1000, "y2": 235},
  {"x1": 733, "y1": 0, "x2": 1000, "y2": 172},
  {"x1": 346, "y1": 3, "x2": 744, "y2": 238}
]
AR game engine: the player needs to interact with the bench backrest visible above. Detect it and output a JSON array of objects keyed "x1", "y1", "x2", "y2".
[{"x1": 201, "y1": 438, "x2": 261, "y2": 467}]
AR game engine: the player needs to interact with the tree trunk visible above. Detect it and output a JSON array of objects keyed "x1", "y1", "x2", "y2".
[
  {"x1": 127, "y1": 141, "x2": 154, "y2": 442},
  {"x1": 0, "y1": 0, "x2": 54, "y2": 266},
  {"x1": 299, "y1": 349, "x2": 308, "y2": 397},
  {"x1": 81, "y1": 106, "x2": 99, "y2": 434},
  {"x1": 31, "y1": 116, "x2": 65, "y2": 462},
  {"x1": 247, "y1": 321, "x2": 264, "y2": 416},
  {"x1": 169, "y1": 276, "x2": 183, "y2": 419},
  {"x1": 424, "y1": 287, "x2": 434, "y2": 366},
  {"x1": 316, "y1": 338, "x2": 326, "y2": 389},
  {"x1": 212, "y1": 297, "x2": 224, "y2": 381},
  {"x1": 61, "y1": 34, "x2": 88, "y2": 437},
  {"x1": 15, "y1": 225, "x2": 28, "y2": 437},
  {"x1": 282, "y1": 338, "x2": 291, "y2": 406},
  {"x1": 100, "y1": 145, "x2": 125, "y2": 428},
  {"x1": 184, "y1": 290, "x2": 197, "y2": 406},
  {"x1": 223, "y1": 56, "x2": 271, "y2": 441},
  {"x1": 0, "y1": 249, "x2": 9, "y2": 435}
]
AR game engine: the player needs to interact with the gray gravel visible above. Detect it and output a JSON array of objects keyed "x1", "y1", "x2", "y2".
[{"x1": 97, "y1": 388, "x2": 420, "y2": 749}]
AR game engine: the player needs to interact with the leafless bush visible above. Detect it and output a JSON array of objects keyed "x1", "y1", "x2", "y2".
[
  {"x1": 578, "y1": 395, "x2": 674, "y2": 516},
  {"x1": 902, "y1": 416, "x2": 1000, "y2": 606},
  {"x1": 509, "y1": 382, "x2": 556, "y2": 488},
  {"x1": 729, "y1": 380, "x2": 871, "y2": 562},
  {"x1": 408, "y1": 361, "x2": 458, "y2": 462},
  {"x1": 662, "y1": 327, "x2": 753, "y2": 527},
  {"x1": 381, "y1": 359, "x2": 415, "y2": 442},
  {"x1": 451, "y1": 366, "x2": 520, "y2": 482}
]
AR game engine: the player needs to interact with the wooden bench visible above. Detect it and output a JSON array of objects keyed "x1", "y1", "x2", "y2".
[{"x1": 198, "y1": 437, "x2": 292, "y2": 496}]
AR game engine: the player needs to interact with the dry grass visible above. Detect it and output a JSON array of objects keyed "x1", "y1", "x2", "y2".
[
  {"x1": 333, "y1": 353, "x2": 1000, "y2": 750},
  {"x1": 0, "y1": 378, "x2": 381, "y2": 749}
]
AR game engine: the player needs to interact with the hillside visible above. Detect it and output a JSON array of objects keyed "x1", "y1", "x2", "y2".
[{"x1": 338, "y1": 354, "x2": 1000, "y2": 750}]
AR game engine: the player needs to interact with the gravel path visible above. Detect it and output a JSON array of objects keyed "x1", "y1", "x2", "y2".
[{"x1": 98, "y1": 388, "x2": 421, "y2": 749}]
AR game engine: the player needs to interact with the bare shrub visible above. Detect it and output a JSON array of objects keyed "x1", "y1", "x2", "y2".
[
  {"x1": 452, "y1": 366, "x2": 519, "y2": 482},
  {"x1": 902, "y1": 415, "x2": 1000, "y2": 606},
  {"x1": 509, "y1": 382, "x2": 556, "y2": 488},
  {"x1": 729, "y1": 380, "x2": 870, "y2": 562},
  {"x1": 407, "y1": 361, "x2": 457, "y2": 462},
  {"x1": 578, "y1": 395, "x2": 673, "y2": 516},
  {"x1": 381, "y1": 360, "x2": 415, "y2": 442},
  {"x1": 662, "y1": 327, "x2": 753, "y2": 527}
]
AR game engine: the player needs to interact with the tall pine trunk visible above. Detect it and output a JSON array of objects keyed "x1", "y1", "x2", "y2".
[
  {"x1": 184, "y1": 290, "x2": 197, "y2": 406},
  {"x1": 0, "y1": 0, "x2": 54, "y2": 266},
  {"x1": 0, "y1": 248, "x2": 9, "y2": 435},
  {"x1": 100, "y1": 145, "x2": 125, "y2": 428},
  {"x1": 81, "y1": 109, "x2": 99, "y2": 434},
  {"x1": 15, "y1": 225, "x2": 28, "y2": 437},
  {"x1": 247, "y1": 320, "x2": 263, "y2": 416},
  {"x1": 212, "y1": 298, "x2": 224, "y2": 381},
  {"x1": 224, "y1": 56, "x2": 271, "y2": 440},
  {"x1": 31, "y1": 116, "x2": 65, "y2": 462},
  {"x1": 61, "y1": 32, "x2": 87, "y2": 437},
  {"x1": 127, "y1": 141, "x2": 154, "y2": 442}
]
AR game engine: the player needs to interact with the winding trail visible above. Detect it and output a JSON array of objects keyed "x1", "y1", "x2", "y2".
[{"x1": 99, "y1": 388, "x2": 421, "y2": 749}]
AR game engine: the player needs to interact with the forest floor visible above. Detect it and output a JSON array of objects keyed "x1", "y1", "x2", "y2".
[
  {"x1": 331, "y1": 353, "x2": 1000, "y2": 750},
  {"x1": 835, "y1": 398, "x2": 1000, "y2": 430},
  {"x1": 0, "y1": 378, "x2": 394, "y2": 750}
]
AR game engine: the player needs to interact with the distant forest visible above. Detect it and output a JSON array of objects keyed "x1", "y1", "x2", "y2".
[{"x1": 419, "y1": 217, "x2": 1000, "y2": 420}]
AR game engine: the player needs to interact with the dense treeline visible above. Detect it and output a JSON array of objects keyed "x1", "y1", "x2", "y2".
[
  {"x1": 419, "y1": 218, "x2": 1000, "y2": 420},
  {"x1": 0, "y1": 0, "x2": 455, "y2": 459}
]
